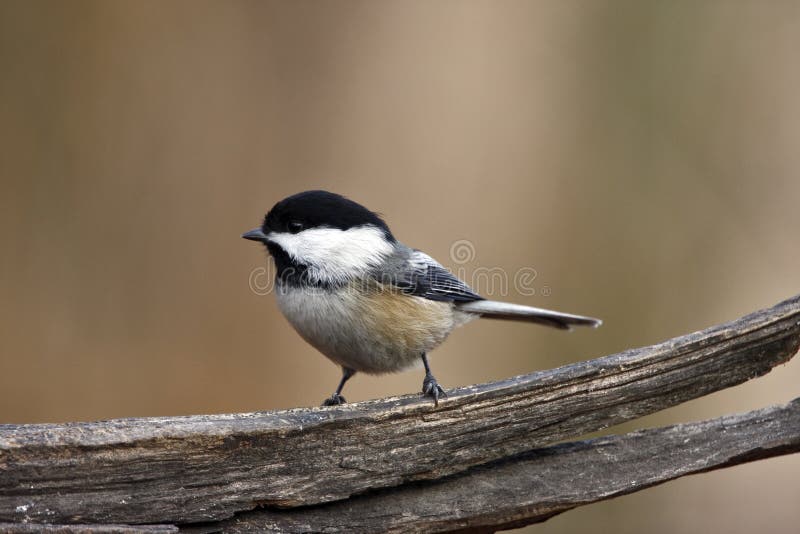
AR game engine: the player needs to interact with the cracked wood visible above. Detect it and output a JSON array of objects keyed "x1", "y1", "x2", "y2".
[
  {"x1": 187, "y1": 398, "x2": 800, "y2": 533},
  {"x1": 3, "y1": 399, "x2": 799, "y2": 533},
  {"x1": 0, "y1": 295, "x2": 798, "y2": 526}
]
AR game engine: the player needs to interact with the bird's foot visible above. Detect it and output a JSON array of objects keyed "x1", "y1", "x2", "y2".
[
  {"x1": 422, "y1": 373, "x2": 447, "y2": 407},
  {"x1": 322, "y1": 393, "x2": 346, "y2": 406}
]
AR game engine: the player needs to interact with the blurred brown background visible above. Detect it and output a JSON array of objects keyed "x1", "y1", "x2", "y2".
[{"x1": 1, "y1": 1, "x2": 799, "y2": 532}]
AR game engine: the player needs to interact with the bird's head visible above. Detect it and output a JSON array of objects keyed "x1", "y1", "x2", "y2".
[{"x1": 243, "y1": 190, "x2": 396, "y2": 285}]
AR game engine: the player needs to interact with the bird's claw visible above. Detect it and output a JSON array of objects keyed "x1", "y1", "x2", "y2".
[
  {"x1": 422, "y1": 374, "x2": 447, "y2": 407},
  {"x1": 322, "y1": 393, "x2": 346, "y2": 406}
]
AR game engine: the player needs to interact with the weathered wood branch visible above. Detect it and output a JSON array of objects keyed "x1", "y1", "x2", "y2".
[
  {"x1": 0, "y1": 295, "x2": 798, "y2": 531},
  {"x1": 188, "y1": 397, "x2": 800, "y2": 533},
  {"x1": 3, "y1": 399, "x2": 799, "y2": 534}
]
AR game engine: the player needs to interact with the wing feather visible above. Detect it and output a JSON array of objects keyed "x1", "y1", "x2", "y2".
[{"x1": 392, "y1": 250, "x2": 483, "y2": 303}]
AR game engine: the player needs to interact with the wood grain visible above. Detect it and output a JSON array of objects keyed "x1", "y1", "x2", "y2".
[
  {"x1": 189, "y1": 398, "x2": 800, "y2": 533},
  {"x1": 1, "y1": 295, "x2": 798, "y2": 527},
  {"x1": 3, "y1": 399, "x2": 798, "y2": 533}
]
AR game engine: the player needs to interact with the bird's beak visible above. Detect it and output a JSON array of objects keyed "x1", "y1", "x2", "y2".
[{"x1": 242, "y1": 227, "x2": 269, "y2": 243}]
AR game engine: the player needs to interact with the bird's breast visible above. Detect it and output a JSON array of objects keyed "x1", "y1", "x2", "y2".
[{"x1": 275, "y1": 281, "x2": 468, "y2": 373}]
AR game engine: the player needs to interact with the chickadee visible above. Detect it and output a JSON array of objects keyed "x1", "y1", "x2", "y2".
[{"x1": 243, "y1": 190, "x2": 601, "y2": 406}]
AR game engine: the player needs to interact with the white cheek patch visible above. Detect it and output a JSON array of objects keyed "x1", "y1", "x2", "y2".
[{"x1": 267, "y1": 225, "x2": 394, "y2": 284}]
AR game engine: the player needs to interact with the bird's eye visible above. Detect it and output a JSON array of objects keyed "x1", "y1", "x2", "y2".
[{"x1": 287, "y1": 221, "x2": 304, "y2": 234}]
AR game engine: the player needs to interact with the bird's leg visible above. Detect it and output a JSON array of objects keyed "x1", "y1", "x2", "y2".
[
  {"x1": 322, "y1": 367, "x2": 355, "y2": 406},
  {"x1": 421, "y1": 353, "x2": 447, "y2": 406}
]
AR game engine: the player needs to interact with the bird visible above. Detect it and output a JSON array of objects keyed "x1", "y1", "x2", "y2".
[{"x1": 242, "y1": 190, "x2": 601, "y2": 406}]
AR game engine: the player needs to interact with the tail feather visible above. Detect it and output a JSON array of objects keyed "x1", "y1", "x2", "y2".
[{"x1": 456, "y1": 300, "x2": 602, "y2": 330}]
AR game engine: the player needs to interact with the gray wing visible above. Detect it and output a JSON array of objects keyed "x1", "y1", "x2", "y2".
[
  {"x1": 380, "y1": 248, "x2": 483, "y2": 303},
  {"x1": 373, "y1": 246, "x2": 601, "y2": 330}
]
